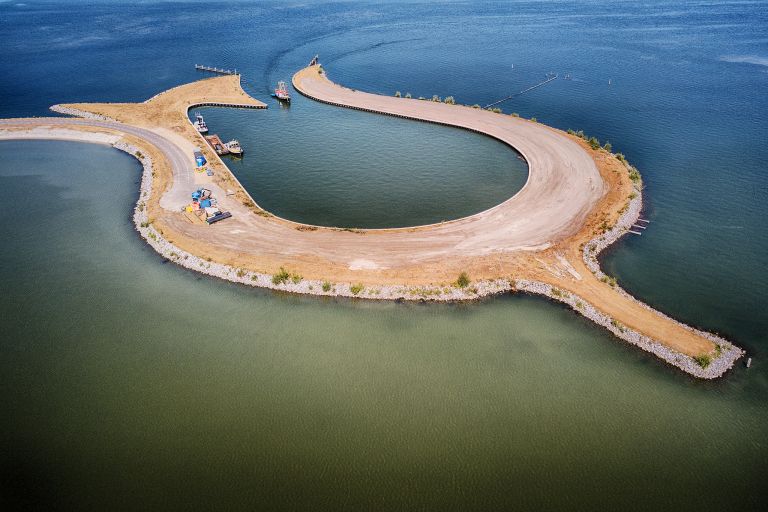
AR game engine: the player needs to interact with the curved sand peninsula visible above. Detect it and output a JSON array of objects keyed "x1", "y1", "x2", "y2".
[{"x1": 0, "y1": 67, "x2": 743, "y2": 378}]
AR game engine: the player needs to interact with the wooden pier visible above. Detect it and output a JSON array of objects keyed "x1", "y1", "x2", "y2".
[{"x1": 195, "y1": 64, "x2": 240, "y2": 76}]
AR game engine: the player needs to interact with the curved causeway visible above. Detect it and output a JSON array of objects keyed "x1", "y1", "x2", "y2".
[
  {"x1": 0, "y1": 66, "x2": 744, "y2": 378},
  {"x1": 292, "y1": 66, "x2": 606, "y2": 243}
]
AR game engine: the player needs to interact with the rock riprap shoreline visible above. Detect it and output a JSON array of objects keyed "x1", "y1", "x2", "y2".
[{"x1": 115, "y1": 139, "x2": 743, "y2": 379}]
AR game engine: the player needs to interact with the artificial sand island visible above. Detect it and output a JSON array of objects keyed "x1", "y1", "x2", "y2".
[{"x1": 0, "y1": 63, "x2": 744, "y2": 378}]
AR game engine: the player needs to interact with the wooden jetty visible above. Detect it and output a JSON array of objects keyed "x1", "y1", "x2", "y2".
[
  {"x1": 204, "y1": 134, "x2": 230, "y2": 155},
  {"x1": 195, "y1": 64, "x2": 239, "y2": 76}
]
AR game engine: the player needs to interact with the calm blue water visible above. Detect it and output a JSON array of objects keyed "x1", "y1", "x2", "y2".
[{"x1": 1, "y1": 1, "x2": 767, "y2": 510}]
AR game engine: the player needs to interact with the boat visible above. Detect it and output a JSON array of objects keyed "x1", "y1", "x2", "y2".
[
  {"x1": 204, "y1": 134, "x2": 229, "y2": 155},
  {"x1": 207, "y1": 211, "x2": 232, "y2": 224},
  {"x1": 271, "y1": 80, "x2": 291, "y2": 102},
  {"x1": 193, "y1": 113, "x2": 208, "y2": 134},
  {"x1": 224, "y1": 139, "x2": 243, "y2": 156}
]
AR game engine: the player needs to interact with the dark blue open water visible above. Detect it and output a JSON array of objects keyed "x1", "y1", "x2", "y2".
[{"x1": 1, "y1": 1, "x2": 767, "y2": 510}]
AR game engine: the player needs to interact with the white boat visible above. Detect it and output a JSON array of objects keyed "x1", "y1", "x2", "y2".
[
  {"x1": 224, "y1": 139, "x2": 243, "y2": 156},
  {"x1": 193, "y1": 113, "x2": 208, "y2": 134},
  {"x1": 271, "y1": 81, "x2": 291, "y2": 102}
]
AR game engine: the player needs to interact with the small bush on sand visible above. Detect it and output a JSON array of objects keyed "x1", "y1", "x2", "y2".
[
  {"x1": 456, "y1": 272, "x2": 471, "y2": 288},
  {"x1": 272, "y1": 267, "x2": 290, "y2": 285},
  {"x1": 693, "y1": 354, "x2": 712, "y2": 368}
]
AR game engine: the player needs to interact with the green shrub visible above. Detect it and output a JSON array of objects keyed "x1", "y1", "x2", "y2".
[
  {"x1": 405, "y1": 92, "x2": 412, "y2": 99},
  {"x1": 394, "y1": 91, "x2": 401, "y2": 98},
  {"x1": 615, "y1": 153, "x2": 626, "y2": 162},
  {"x1": 530, "y1": 117, "x2": 537, "y2": 122},
  {"x1": 511, "y1": 112, "x2": 520, "y2": 117},
  {"x1": 272, "y1": 267, "x2": 290, "y2": 285},
  {"x1": 603, "y1": 141, "x2": 612, "y2": 152},
  {"x1": 431, "y1": 95, "x2": 441, "y2": 102},
  {"x1": 456, "y1": 272, "x2": 471, "y2": 288},
  {"x1": 444, "y1": 96, "x2": 456, "y2": 105},
  {"x1": 291, "y1": 273, "x2": 302, "y2": 284},
  {"x1": 693, "y1": 354, "x2": 712, "y2": 368},
  {"x1": 350, "y1": 283, "x2": 364, "y2": 295},
  {"x1": 322, "y1": 281, "x2": 332, "y2": 292},
  {"x1": 588, "y1": 137, "x2": 600, "y2": 150},
  {"x1": 471, "y1": 104, "x2": 481, "y2": 109}
]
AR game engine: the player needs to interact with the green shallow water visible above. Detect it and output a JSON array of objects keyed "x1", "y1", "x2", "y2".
[
  {"x1": 1, "y1": 140, "x2": 766, "y2": 510},
  {"x1": 193, "y1": 102, "x2": 528, "y2": 228}
]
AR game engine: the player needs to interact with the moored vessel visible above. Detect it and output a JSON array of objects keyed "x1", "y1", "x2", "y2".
[
  {"x1": 271, "y1": 80, "x2": 291, "y2": 102},
  {"x1": 193, "y1": 113, "x2": 208, "y2": 134},
  {"x1": 224, "y1": 139, "x2": 243, "y2": 156},
  {"x1": 204, "y1": 134, "x2": 229, "y2": 155}
]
